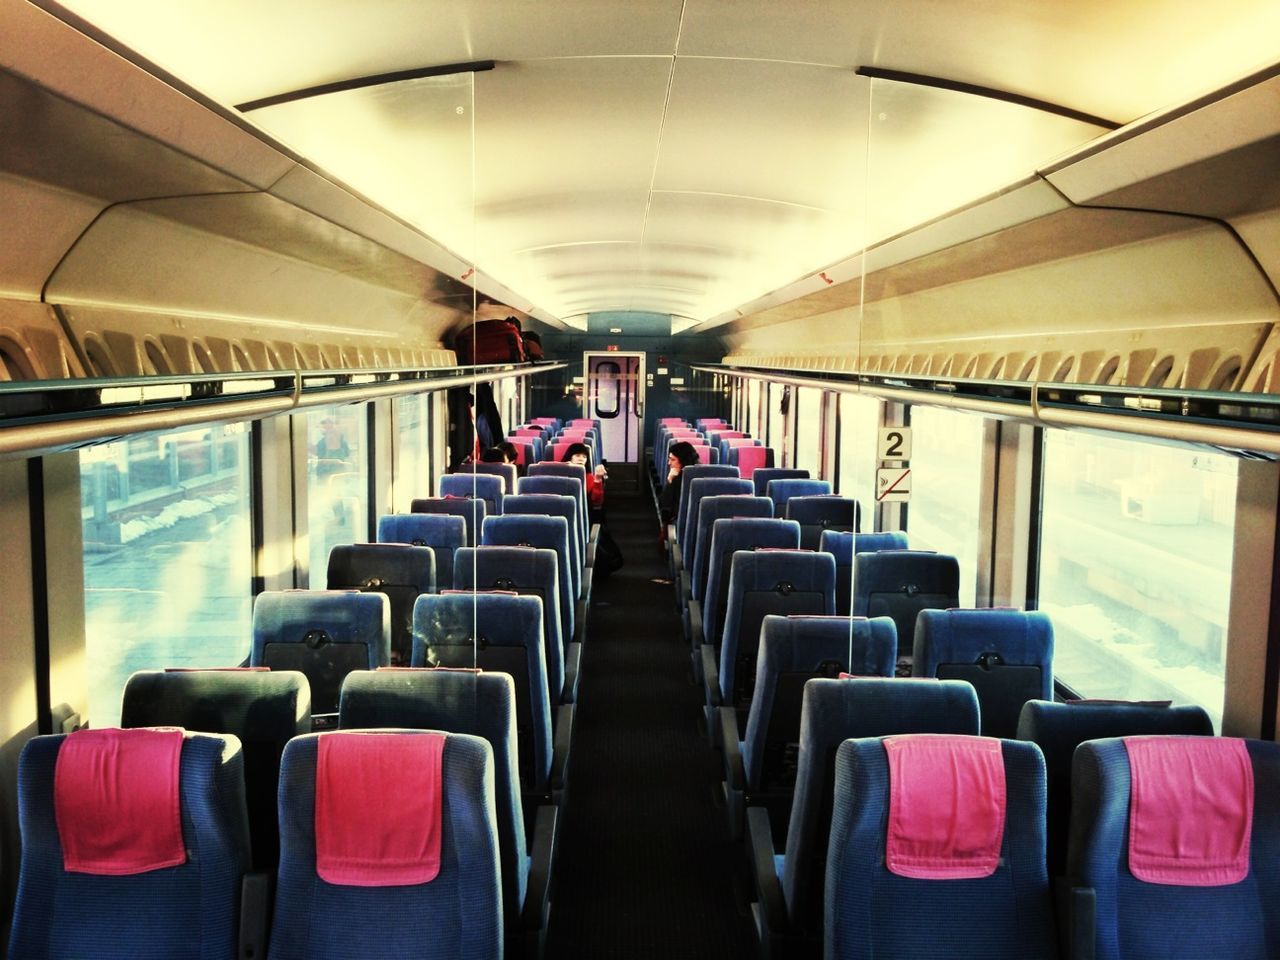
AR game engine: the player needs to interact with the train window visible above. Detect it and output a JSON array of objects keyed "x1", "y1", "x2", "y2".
[
  {"x1": 795, "y1": 387, "x2": 824, "y2": 476},
  {"x1": 396, "y1": 393, "x2": 433, "y2": 512},
  {"x1": 905, "y1": 407, "x2": 985, "y2": 606},
  {"x1": 305, "y1": 404, "x2": 369, "y2": 583},
  {"x1": 769, "y1": 385, "x2": 790, "y2": 466},
  {"x1": 836, "y1": 393, "x2": 880, "y2": 508},
  {"x1": 746, "y1": 379, "x2": 762, "y2": 438},
  {"x1": 80, "y1": 424, "x2": 253, "y2": 725},
  {"x1": 1039, "y1": 431, "x2": 1235, "y2": 729}
]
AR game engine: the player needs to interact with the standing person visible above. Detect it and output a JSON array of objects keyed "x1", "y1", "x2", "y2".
[
  {"x1": 659, "y1": 440, "x2": 700, "y2": 529},
  {"x1": 314, "y1": 417, "x2": 351, "y2": 478}
]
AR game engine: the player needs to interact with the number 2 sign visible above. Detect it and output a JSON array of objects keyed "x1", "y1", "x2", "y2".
[{"x1": 878, "y1": 427, "x2": 911, "y2": 462}]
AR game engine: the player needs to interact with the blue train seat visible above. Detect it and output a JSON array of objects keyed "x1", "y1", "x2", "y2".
[
  {"x1": 338, "y1": 670, "x2": 557, "y2": 954},
  {"x1": 456, "y1": 461, "x2": 518, "y2": 495},
  {"x1": 327, "y1": 542, "x2": 436, "y2": 666},
  {"x1": 751, "y1": 467, "x2": 809, "y2": 499},
  {"x1": 746, "y1": 677, "x2": 981, "y2": 953},
  {"x1": 765, "y1": 478, "x2": 832, "y2": 518},
  {"x1": 121, "y1": 668, "x2": 310, "y2": 871},
  {"x1": 268, "y1": 731, "x2": 502, "y2": 960},
  {"x1": 377, "y1": 513, "x2": 464, "y2": 595},
  {"x1": 913, "y1": 608, "x2": 1054, "y2": 739},
  {"x1": 1069, "y1": 736, "x2": 1280, "y2": 960},
  {"x1": 411, "y1": 496, "x2": 487, "y2": 547},
  {"x1": 481, "y1": 513, "x2": 578, "y2": 644},
  {"x1": 670, "y1": 464, "x2": 739, "y2": 563},
  {"x1": 1017, "y1": 699, "x2": 1214, "y2": 880},
  {"x1": 681, "y1": 476, "x2": 754, "y2": 573},
  {"x1": 718, "y1": 436, "x2": 761, "y2": 465},
  {"x1": 719, "y1": 615, "x2": 896, "y2": 838},
  {"x1": 825, "y1": 736, "x2": 1056, "y2": 960},
  {"x1": 502, "y1": 493, "x2": 583, "y2": 587},
  {"x1": 853, "y1": 550, "x2": 960, "y2": 661},
  {"x1": 819, "y1": 530, "x2": 908, "y2": 612},
  {"x1": 518, "y1": 475, "x2": 590, "y2": 556},
  {"x1": 785, "y1": 495, "x2": 860, "y2": 549},
  {"x1": 438, "y1": 473, "x2": 504, "y2": 518},
  {"x1": 688, "y1": 494, "x2": 774, "y2": 608},
  {"x1": 251, "y1": 590, "x2": 389, "y2": 716},
  {"x1": 728, "y1": 444, "x2": 775, "y2": 480},
  {"x1": 453, "y1": 545, "x2": 577, "y2": 704},
  {"x1": 9, "y1": 729, "x2": 252, "y2": 960}
]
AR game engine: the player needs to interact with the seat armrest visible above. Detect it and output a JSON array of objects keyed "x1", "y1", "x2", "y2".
[
  {"x1": 688, "y1": 599, "x2": 704, "y2": 650},
  {"x1": 720, "y1": 708, "x2": 745, "y2": 790},
  {"x1": 580, "y1": 565, "x2": 594, "y2": 605},
  {"x1": 746, "y1": 807, "x2": 787, "y2": 937},
  {"x1": 521, "y1": 804, "x2": 559, "y2": 933},
  {"x1": 563, "y1": 641, "x2": 583, "y2": 704},
  {"x1": 550, "y1": 703, "x2": 575, "y2": 799},
  {"x1": 679, "y1": 568, "x2": 692, "y2": 609},
  {"x1": 701, "y1": 644, "x2": 722, "y2": 708},
  {"x1": 666, "y1": 523, "x2": 677, "y2": 548},
  {"x1": 589, "y1": 522, "x2": 601, "y2": 546},
  {"x1": 1067, "y1": 886, "x2": 1096, "y2": 960},
  {"x1": 574, "y1": 598, "x2": 588, "y2": 646},
  {"x1": 239, "y1": 872, "x2": 270, "y2": 960},
  {"x1": 585, "y1": 540, "x2": 597, "y2": 568}
]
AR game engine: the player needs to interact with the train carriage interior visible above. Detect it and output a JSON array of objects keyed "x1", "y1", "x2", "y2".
[{"x1": 2, "y1": 0, "x2": 1280, "y2": 957}]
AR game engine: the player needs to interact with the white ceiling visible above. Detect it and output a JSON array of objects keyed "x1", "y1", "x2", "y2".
[{"x1": 53, "y1": 0, "x2": 1280, "y2": 327}]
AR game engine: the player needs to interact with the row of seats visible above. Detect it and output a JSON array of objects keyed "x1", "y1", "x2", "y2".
[{"x1": 506, "y1": 417, "x2": 602, "y2": 468}]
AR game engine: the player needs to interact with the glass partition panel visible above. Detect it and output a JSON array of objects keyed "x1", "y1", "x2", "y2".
[
  {"x1": 795, "y1": 386, "x2": 824, "y2": 476},
  {"x1": 1039, "y1": 431, "x2": 1235, "y2": 729},
  {"x1": 396, "y1": 393, "x2": 432, "y2": 511},
  {"x1": 768, "y1": 385, "x2": 789, "y2": 466},
  {"x1": 837, "y1": 393, "x2": 881, "y2": 526},
  {"x1": 81, "y1": 424, "x2": 253, "y2": 725},
  {"x1": 905, "y1": 406, "x2": 984, "y2": 606},
  {"x1": 306, "y1": 404, "x2": 369, "y2": 584}
]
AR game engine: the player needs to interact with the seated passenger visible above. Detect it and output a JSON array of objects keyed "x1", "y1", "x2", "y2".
[
  {"x1": 660, "y1": 441, "x2": 701, "y2": 529},
  {"x1": 563, "y1": 441, "x2": 622, "y2": 576}
]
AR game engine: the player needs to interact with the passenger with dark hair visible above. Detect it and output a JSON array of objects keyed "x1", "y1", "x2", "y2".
[
  {"x1": 497, "y1": 441, "x2": 519, "y2": 464},
  {"x1": 561, "y1": 442, "x2": 607, "y2": 519},
  {"x1": 479, "y1": 447, "x2": 507, "y2": 463},
  {"x1": 659, "y1": 440, "x2": 700, "y2": 526}
]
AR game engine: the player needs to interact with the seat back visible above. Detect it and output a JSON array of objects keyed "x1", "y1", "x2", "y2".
[
  {"x1": 481, "y1": 513, "x2": 575, "y2": 641},
  {"x1": 269, "y1": 731, "x2": 502, "y2": 960},
  {"x1": 501, "y1": 493, "x2": 583, "y2": 580},
  {"x1": 717, "y1": 436, "x2": 758, "y2": 462},
  {"x1": 782, "y1": 677, "x2": 980, "y2": 934},
  {"x1": 674, "y1": 464, "x2": 739, "y2": 538},
  {"x1": 1017, "y1": 699, "x2": 1213, "y2": 879},
  {"x1": 251, "y1": 591, "x2": 390, "y2": 714},
  {"x1": 719, "y1": 550, "x2": 836, "y2": 710},
  {"x1": 826, "y1": 736, "x2": 1056, "y2": 960},
  {"x1": 517, "y1": 476, "x2": 587, "y2": 554},
  {"x1": 691, "y1": 495, "x2": 774, "y2": 603},
  {"x1": 339, "y1": 670, "x2": 528, "y2": 929},
  {"x1": 456, "y1": 462, "x2": 517, "y2": 495},
  {"x1": 1070, "y1": 736, "x2": 1280, "y2": 960},
  {"x1": 505, "y1": 437, "x2": 540, "y2": 465},
  {"x1": 853, "y1": 551, "x2": 960, "y2": 659},
  {"x1": 730, "y1": 444, "x2": 774, "y2": 480},
  {"x1": 913, "y1": 608, "x2": 1053, "y2": 738},
  {"x1": 752, "y1": 467, "x2": 809, "y2": 498},
  {"x1": 766, "y1": 478, "x2": 832, "y2": 517},
  {"x1": 703, "y1": 519, "x2": 801, "y2": 646},
  {"x1": 327, "y1": 543, "x2": 436, "y2": 665},
  {"x1": 412, "y1": 592, "x2": 552, "y2": 793},
  {"x1": 742, "y1": 616, "x2": 895, "y2": 795},
  {"x1": 453, "y1": 546, "x2": 566, "y2": 704},
  {"x1": 785, "y1": 495, "x2": 860, "y2": 549},
  {"x1": 9, "y1": 730, "x2": 250, "y2": 960},
  {"x1": 378, "y1": 513, "x2": 464, "y2": 593},
  {"x1": 121, "y1": 669, "x2": 310, "y2": 870},
  {"x1": 696, "y1": 418, "x2": 729, "y2": 431},
  {"x1": 819, "y1": 530, "x2": 908, "y2": 612},
  {"x1": 682, "y1": 477, "x2": 754, "y2": 569},
  {"x1": 411, "y1": 496, "x2": 487, "y2": 547},
  {"x1": 438, "y1": 474, "x2": 504, "y2": 518},
  {"x1": 546, "y1": 441, "x2": 595, "y2": 469}
]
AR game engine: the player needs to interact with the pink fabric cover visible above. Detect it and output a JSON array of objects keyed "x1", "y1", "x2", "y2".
[
  {"x1": 659, "y1": 418, "x2": 688, "y2": 425},
  {"x1": 316, "y1": 731, "x2": 446, "y2": 886},
  {"x1": 55, "y1": 727, "x2": 187, "y2": 876},
  {"x1": 884, "y1": 735, "x2": 1006, "y2": 880},
  {"x1": 568, "y1": 419, "x2": 595, "y2": 428},
  {"x1": 1124, "y1": 736, "x2": 1253, "y2": 886},
  {"x1": 735, "y1": 446, "x2": 769, "y2": 478},
  {"x1": 511, "y1": 429, "x2": 543, "y2": 438},
  {"x1": 529, "y1": 418, "x2": 557, "y2": 426}
]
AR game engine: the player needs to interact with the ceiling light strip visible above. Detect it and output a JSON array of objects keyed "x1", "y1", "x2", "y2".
[{"x1": 236, "y1": 60, "x2": 497, "y2": 112}]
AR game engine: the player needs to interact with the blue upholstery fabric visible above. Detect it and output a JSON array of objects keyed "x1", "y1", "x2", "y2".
[
  {"x1": 481, "y1": 514, "x2": 575, "y2": 639},
  {"x1": 268, "y1": 731, "x2": 502, "y2": 960},
  {"x1": 691, "y1": 496, "x2": 774, "y2": 603},
  {"x1": 453, "y1": 546, "x2": 566, "y2": 704},
  {"x1": 439, "y1": 473, "x2": 505, "y2": 518},
  {"x1": 378, "y1": 513, "x2": 465, "y2": 595},
  {"x1": 9, "y1": 732, "x2": 250, "y2": 960},
  {"x1": 782, "y1": 677, "x2": 980, "y2": 935},
  {"x1": 517, "y1": 476, "x2": 588, "y2": 554},
  {"x1": 765, "y1": 479, "x2": 830, "y2": 516},
  {"x1": 742, "y1": 616, "x2": 896, "y2": 790},
  {"x1": 501, "y1": 493, "x2": 582, "y2": 579},
  {"x1": 411, "y1": 496, "x2": 487, "y2": 547},
  {"x1": 121, "y1": 670, "x2": 310, "y2": 871},
  {"x1": 327, "y1": 542, "x2": 436, "y2": 666},
  {"x1": 1017, "y1": 699, "x2": 1213, "y2": 880},
  {"x1": 674, "y1": 465, "x2": 739, "y2": 541},
  {"x1": 785, "y1": 496, "x2": 860, "y2": 549},
  {"x1": 412, "y1": 593, "x2": 553, "y2": 794},
  {"x1": 455, "y1": 462, "x2": 518, "y2": 495},
  {"x1": 702, "y1": 518, "x2": 801, "y2": 647},
  {"x1": 825, "y1": 737, "x2": 1056, "y2": 960},
  {"x1": 1069, "y1": 737, "x2": 1280, "y2": 960},
  {"x1": 718, "y1": 550, "x2": 836, "y2": 709},
  {"x1": 681, "y1": 477, "x2": 754, "y2": 570},
  {"x1": 913, "y1": 608, "x2": 1053, "y2": 738},
  {"x1": 338, "y1": 670, "x2": 529, "y2": 928},
  {"x1": 820, "y1": 530, "x2": 909, "y2": 613},
  {"x1": 752, "y1": 468, "x2": 809, "y2": 499},
  {"x1": 852, "y1": 551, "x2": 959, "y2": 658},
  {"x1": 251, "y1": 591, "x2": 390, "y2": 714}
]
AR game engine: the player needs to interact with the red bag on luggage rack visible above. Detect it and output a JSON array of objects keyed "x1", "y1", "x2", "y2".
[
  {"x1": 454, "y1": 318, "x2": 526, "y2": 365},
  {"x1": 522, "y1": 330, "x2": 544, "y2": 361}
]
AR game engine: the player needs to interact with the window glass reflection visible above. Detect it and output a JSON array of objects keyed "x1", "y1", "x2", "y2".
[
  {"x1": 306, "y1": 405, "x2": 369, "y2": 582},
  {"x1": 795, "y1": 387, "x2": 824, "y2": 476},
  {"x1": 837, "y1": 393, "x2": 881, "y2": 519}
]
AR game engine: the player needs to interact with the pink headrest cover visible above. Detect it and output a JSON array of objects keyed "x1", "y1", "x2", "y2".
[
  {"x1": 55, "y1": 728, "x2": 186, "y2": 875},
  {"x1": 736, "y1": 447, "x2": 768, "y2": 478},
  {"x1": 884, "y1": 735, "x2": 1006, "y2": 880},
  {"x1": 316, "y1": 731, "x2": 446, "y2": 886},
  {"x1": 1124, "y1": 736, "x2": 1252, "y2": 886}
]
